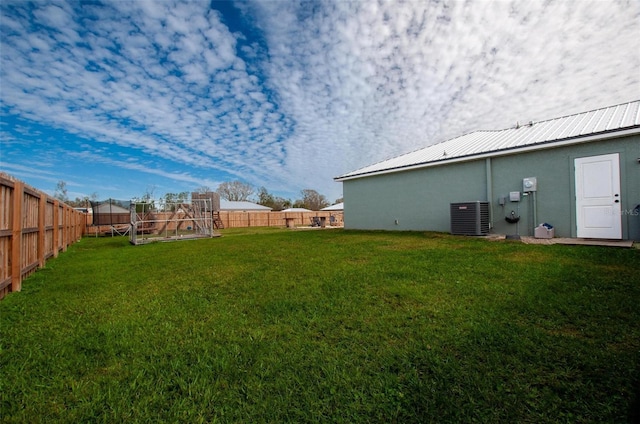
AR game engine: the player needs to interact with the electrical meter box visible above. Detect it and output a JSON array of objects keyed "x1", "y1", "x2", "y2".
[{"x1": 523, "y1": 177, "x2": 537, "y2": 192}]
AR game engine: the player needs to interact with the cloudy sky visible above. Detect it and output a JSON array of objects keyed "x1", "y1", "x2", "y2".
[{"x1": 1, "y1": 0, "x2": 638, "y2": 203}]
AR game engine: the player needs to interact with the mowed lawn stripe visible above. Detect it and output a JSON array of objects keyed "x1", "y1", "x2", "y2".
[{"x1": 1, "y1": 229, "x2": 639, "y2": 423}]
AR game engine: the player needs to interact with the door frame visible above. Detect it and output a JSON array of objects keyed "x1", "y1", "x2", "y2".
[{"x1": 574, "y1": 153, "x2": 622, "y2": 239}]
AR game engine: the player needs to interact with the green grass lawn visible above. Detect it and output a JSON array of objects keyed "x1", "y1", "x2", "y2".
[{"x1": 1, "y1": 228, "x2": 639, "y2": 423}]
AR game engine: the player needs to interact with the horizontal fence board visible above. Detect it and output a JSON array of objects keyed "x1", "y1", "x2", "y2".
[{"x1": 0, "y1": 276, "x2": 11, "y2": 291}]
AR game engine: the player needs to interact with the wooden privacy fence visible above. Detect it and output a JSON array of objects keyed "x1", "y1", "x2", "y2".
[
  {"x1": 0, "y1": 174, "x2": 85, "y2": 299},
  {"x1": 218, "y1": 211, "x2": 344, "y2": 229},
  {"x1": 85, "y1": 210, "x2": 344, "y2": 233}
]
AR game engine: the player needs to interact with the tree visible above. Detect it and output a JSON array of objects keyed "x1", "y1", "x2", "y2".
[
  {"x1": 257, "y1": 186, "x2": 291, "y2": 211},
  {"x1": 216, "y1": 181, "x2": 254, "y2": 201},
  {"x1": 273, "y1": 197, "x2": 292, "y2": 211},
  {"x1": 162, "y1": 192, "x2": 189, "y2": 211},
  {"x1": 53, "y1": 181, "x2": 99, "y2": 208},
  {"x1": 132, "y1": 186, "x2": 157, "y2": 211},
  {"x1": 257, "y1": 186, "x2": 274, "y2": 206},
  {"x1": 131, "y1": 185, "x2": 156, "y2": 203},
  {"x1": 54, "y1": 180, "x2": 69, "y2": 203},
  {"x1": 69, "y1": 192, "x2": 98, "y2": 208},
  {"x1": 195, "y1": 186, "x2": 212, "y2": 194},
  {"x1": 163, "y1": 192, "x2": 189, "y2": 203},
  {"x1": 298, "y1": 189, "x2": 329, "y2": 211}
]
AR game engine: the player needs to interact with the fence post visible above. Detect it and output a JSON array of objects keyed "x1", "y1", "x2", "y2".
[
  {"x1": 53, "y1": 200, "x2": 59, "y2": 258},
  {"x1": 11, "y1": 181, "x2": 24, "y2": 292},
  {"x1": 62, "y1": 205, "x2": 68, "y2": 251},
  {"x1": 38, "y1": 193, "x2": 46, "y2": 267}
]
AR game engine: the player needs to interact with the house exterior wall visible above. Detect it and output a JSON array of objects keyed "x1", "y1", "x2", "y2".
[
  {"x1": 344, "y1": 160, "x2": 486, "y2": 231},
  {"x1": 343, "y1": 133, "x2": 640, "y2": 240}
]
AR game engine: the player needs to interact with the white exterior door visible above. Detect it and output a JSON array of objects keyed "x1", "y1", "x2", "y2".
[{"x1": 574, "y1": 153, "x2": 622, "y2": 239}]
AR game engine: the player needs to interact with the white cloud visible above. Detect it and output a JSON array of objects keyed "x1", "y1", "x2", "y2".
[
  {"x1": 245, "y1": 0, "x2": 639, "y2": 196},
  {"x1": 1, "y1": 0, "x2": 638, "y2": 202}
]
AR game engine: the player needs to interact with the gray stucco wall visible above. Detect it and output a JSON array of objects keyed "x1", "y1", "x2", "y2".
[
  {"x1": 342, "y1": 134, "x2": 640, "y2": 240},
  {"x1": 343, "y1": 160, "x2": 485, "y2": 231}
]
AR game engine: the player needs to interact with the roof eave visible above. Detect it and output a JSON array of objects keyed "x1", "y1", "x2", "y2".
[{"x1": 334, "y1": 126, "x2": 640, "y2": 182}]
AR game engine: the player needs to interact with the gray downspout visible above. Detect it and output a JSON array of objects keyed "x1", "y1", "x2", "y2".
[
  {"x1": 486, "y1": 158, "x2": 493, "y2": 230},
  {"x1": 532, "y1": 191, "x2": 537, "y2": 235}
]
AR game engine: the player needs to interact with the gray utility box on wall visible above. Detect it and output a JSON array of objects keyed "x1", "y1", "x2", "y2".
[{"x1": 450, "y1": 201, "x2": 490, "y2": 236}]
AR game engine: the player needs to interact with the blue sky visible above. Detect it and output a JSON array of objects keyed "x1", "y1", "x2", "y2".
[{"x1": 1, "y1": 0, "x2": 638, "y2": 203}]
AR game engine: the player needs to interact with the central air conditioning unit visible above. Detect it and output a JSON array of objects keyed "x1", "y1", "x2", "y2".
[{"x1": 450, "y1": 201, "x2": 490, "y2": 236}]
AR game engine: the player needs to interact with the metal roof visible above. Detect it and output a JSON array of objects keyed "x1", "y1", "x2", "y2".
[
  {"x1": 335, "y1": 100, "x2": 640, "y2": 181},
  {"x1": 321, "y1": 202, "x2": 344, "y2": 211},
  {"x1": 281, "y1": 207, "x2": 312, "y2": 212}
]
